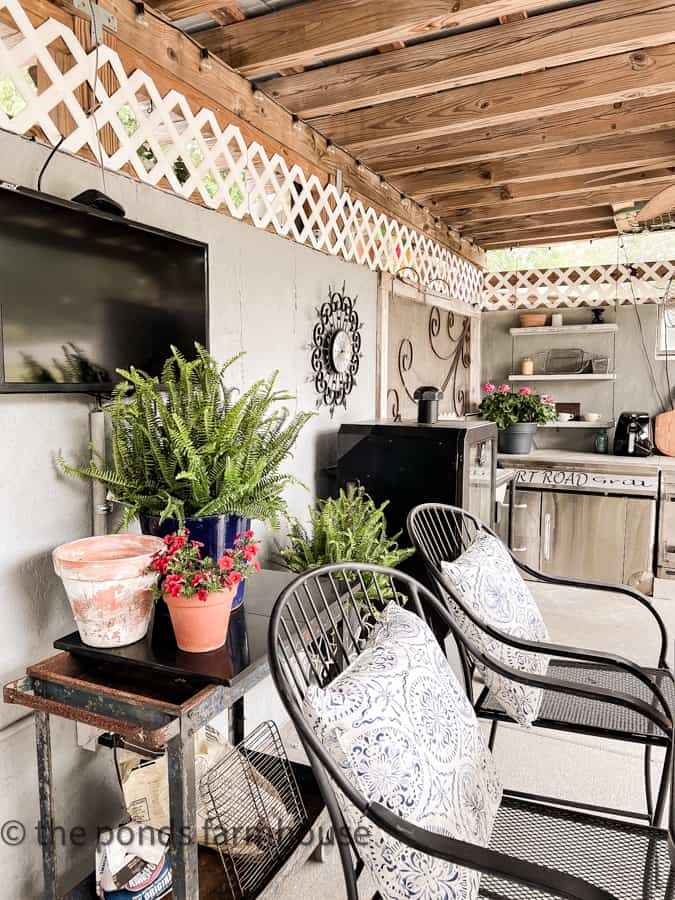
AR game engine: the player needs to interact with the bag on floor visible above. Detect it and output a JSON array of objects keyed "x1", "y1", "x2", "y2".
[{"x1": 95, "y1": 824, "x2": 171, "y2": 900}]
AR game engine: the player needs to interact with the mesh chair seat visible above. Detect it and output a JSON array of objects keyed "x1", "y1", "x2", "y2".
[
  {"x1": 477, "y1": 661, "x2": 675, "y2": 743},
  {"x1": 481, "y1": 797, "x2": 675, "y2": 899}
]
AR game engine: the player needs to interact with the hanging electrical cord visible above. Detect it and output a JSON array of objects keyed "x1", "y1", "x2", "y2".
[
  {"x1": 36, "y1": 134, "x2": 66, "y2": 192},
  {"x1": 35, "y1": 2, "x2": 105, "y2": 194},
  {"x1": 87, "y1": 0, "x2": 107, "y2": 195},
  {"x1": 619, "y1": 236, "x2": 671, "y2": 412}
]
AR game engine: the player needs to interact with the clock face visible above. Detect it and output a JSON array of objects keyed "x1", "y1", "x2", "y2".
[
  {"x1": 310, "y1": 287, "x2": 362, "y2": 417},
  {"x1": 331, "y1": 329, "x2": 352, "y2": 374}
]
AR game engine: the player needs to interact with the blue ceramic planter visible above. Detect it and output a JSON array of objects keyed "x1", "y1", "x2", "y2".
[{"x1": 140, "y1": 513, "x2": 251, "y2": 609}]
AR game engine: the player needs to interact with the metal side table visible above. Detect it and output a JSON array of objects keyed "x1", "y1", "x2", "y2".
[{"x1": 3, "y1": 589, "x2": 327, "y2": 900}]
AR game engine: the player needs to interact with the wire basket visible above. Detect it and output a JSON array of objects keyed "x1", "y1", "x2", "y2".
[
  {"x1": 200, "y1": 720, "x2": 308, "y2": 899},
  {"x1": 533, "y1": 348, "x2": 592, "y2": 374}
]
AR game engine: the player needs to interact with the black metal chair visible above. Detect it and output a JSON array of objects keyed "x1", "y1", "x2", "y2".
[
  {"x1": 407, "y1": 502, "x2": 675, "y2": 828},
  {"x1": 268, "y1": 562, "x2": 675, "y2": 900}
]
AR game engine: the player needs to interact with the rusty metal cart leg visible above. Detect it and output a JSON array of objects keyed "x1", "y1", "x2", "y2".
[
  {"x1": 35, "y1": 710, "x2": 58, "y2": 900},
  {"x1": 167, "y1": 728, "x2": 198, "y2": 900}
]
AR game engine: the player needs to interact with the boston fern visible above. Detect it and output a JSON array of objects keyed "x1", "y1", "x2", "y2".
[
  {"x1": 278, "y1": 486, "x2": 415, "y2": 572},
  {"x1": 59, "y1": 345, "x2": 313, "y2": 529}
]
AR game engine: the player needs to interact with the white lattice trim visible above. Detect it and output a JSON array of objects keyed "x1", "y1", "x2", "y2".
[
  {"x1": 482, "y1": 262, "x2": 675, "y2": 310},
  {"x1": 0, "y1": 0, "x2": 483, "y2": 305}
]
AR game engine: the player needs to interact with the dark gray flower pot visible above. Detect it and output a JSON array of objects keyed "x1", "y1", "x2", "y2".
[{"x1": 498, "y1": 423, "x2": 538, "y2": 454}]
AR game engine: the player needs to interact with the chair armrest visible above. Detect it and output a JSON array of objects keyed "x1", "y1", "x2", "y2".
[
  {"x1": 466, "y1": 640, "x2": 673, "y2": 737},
  {"x1": 514, "y1": 638, "x2": 673, "y2": 724},
  {"x1": 513, "y1": 558, "x2": 669, "y2": 669},
  {"x1": 370, "y1": 802, "x2": 619, "y2": 900},
  {"x1": 428, "y1": 564, "x2": 672, "y2": 719}
]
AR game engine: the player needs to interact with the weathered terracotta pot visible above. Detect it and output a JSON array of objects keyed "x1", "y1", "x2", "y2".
[
  {"x1": 164, "y1": 587, "x2": 235, "y2": 653},
  {"x1": 53, "y1": 535, "x2": 164, "y2": 648}
]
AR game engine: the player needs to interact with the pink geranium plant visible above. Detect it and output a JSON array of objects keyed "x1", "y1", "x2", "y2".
[
  {"x1": 148, "y1": 530, "x2": 260, "y2": 602},
  {"x1": 480, "y1": 383, "x2": 557, "y2": 431}
]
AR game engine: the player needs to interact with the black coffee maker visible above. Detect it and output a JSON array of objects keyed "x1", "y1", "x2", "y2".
[{"x1": 614, "y1": 412, "x2": 652, "y2": 457}]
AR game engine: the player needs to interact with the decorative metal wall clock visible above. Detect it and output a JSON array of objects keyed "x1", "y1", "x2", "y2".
[{"x1": 311, "y1": 285, "x2": 362, "y2": 416}]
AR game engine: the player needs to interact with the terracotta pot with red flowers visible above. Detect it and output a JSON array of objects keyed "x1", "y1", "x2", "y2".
[{"x1": 148, "y1": 530, "x2": 260, "y2": 653}]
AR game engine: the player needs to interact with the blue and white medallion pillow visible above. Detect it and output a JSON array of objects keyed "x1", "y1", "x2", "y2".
[
  {"x1": 440, "y1": 532, "x2": 550, "y2": 726},
  {"x1": 304, "y1": 601, "x2": 502, "y2": 900}
]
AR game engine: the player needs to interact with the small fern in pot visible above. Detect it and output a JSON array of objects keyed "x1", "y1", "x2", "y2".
[
  {"x1": 278, "y1": 486, "x2": 415, "y2": 612},
  {"x1": 59, "y1": 344, "x2": 313, "y2": 609}
]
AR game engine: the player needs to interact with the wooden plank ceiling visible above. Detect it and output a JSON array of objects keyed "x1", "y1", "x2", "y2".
[{"x1": 151, "y1": 0, "x2": 675, "y2": 250}]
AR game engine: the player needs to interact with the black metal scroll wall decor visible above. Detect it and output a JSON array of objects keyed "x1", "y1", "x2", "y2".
[
  {"x1": 387, "y1": 306, "x2": 471, "y2": 422},
  {"x1": 311, "y1": 284, "x2": 362, "y2": 417}
]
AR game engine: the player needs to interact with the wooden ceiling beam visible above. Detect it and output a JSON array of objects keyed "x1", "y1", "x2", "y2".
[
  {"x1": 446, "y1": 185, "x2": 669, "y2": 227},
  {"x1": 265, "y1": 0, "x2": 675, "y2": 118},
  {"x1": 467, "y1": 206, "x2": 617, "y2": 238},
  {"x1": 150, "y1": 0, "x2": 236, "y2": 19},
  {"x1": 428, "y1": 169, "x2": 675, "y2": 214},
  {"x1": 393, "y1": 131, "x2": 675, "y2": 198},
  {"x1": 364, "y1": 96, "x2": 675, "y2": 176},
  {"x1": 311, "y1": 43, "x2": 675, "y2": 152},
  {"x1": 195, "y1": 0, "x2": 558, "y2": 78},
  {"x1": 31, "y1": 0, "x2": 480, "y2": 264},
  {"x1": 481, "y1": 227, "x2": 619, "y2": 248}
]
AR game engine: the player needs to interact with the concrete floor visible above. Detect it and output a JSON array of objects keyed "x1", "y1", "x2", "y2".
[{"x1": 273, "y1": 583, "x2": 675, "y2": 899}]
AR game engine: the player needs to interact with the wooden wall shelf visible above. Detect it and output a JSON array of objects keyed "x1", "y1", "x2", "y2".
[
  {"x1": 510, "y1": 324, "x2": 618, "y2": 336},
  {"x1": 508, "y1": 374, "x2": 616, "y2": 382}
]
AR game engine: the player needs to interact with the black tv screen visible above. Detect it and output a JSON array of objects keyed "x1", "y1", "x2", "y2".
[{"x1": 0, "y1": 184, "x2": 208, "y2": 392}]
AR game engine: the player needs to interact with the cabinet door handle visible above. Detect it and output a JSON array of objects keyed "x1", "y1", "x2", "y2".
[
  {"x1": 513, "y1": 502, "x2": 528, "y2": 510},
  {"x1": 543, "y1": 513, "x2": 552, "y2": 561},
  {"x1": 512, "y1": 546, "x2": 528, "y2": 553}
]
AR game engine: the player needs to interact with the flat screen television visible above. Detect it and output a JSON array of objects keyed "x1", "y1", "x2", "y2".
[{"x1": 0, "y1": 183, "x2": 209, "y2": 393}]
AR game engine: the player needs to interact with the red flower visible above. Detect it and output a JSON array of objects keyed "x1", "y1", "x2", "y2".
[
  {"x1": 191, "y1": 572, "x2": 205, "y2": 586},
  {"x1": 254, "y1": 560, "x2": 261, "y2": 571},
  {"x1": 197, "y1": 588, "x2": 208, "y2": 603},
  {"x1": 498, "y1": 384, "x2": 511, "y2": 394},
  {"x1": 162, "y1": 533, "x2": 188, "y2": 559},
  {"x1": 151, "y1": 556, "x2": 168, "y2": 574},
  {"x1": 518, "y1": 387, "x2": 532, "y2": 396},
  {"x1": 230, "y1": 571, "x2": 242, "y2": 585},
  {"x1": 243, "y1": 530, "x2": 254, "y2": 539},
  {"x1": 483, "y1": 382, "x2": 496, "y2": 394},
  {"x1": 218, "y1": 555, "x2": 233, "y2": 571},
  {"x1": 243, "y1": 544, "x2": 258, "y2": 562},
  {"x1": 165, "y1": 574, "x2": 184, "y2": 598}
]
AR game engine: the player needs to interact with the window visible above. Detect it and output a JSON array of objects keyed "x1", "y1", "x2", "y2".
[{"x1": 656, "y1": 303, "x2": 675, "y2": 358}]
